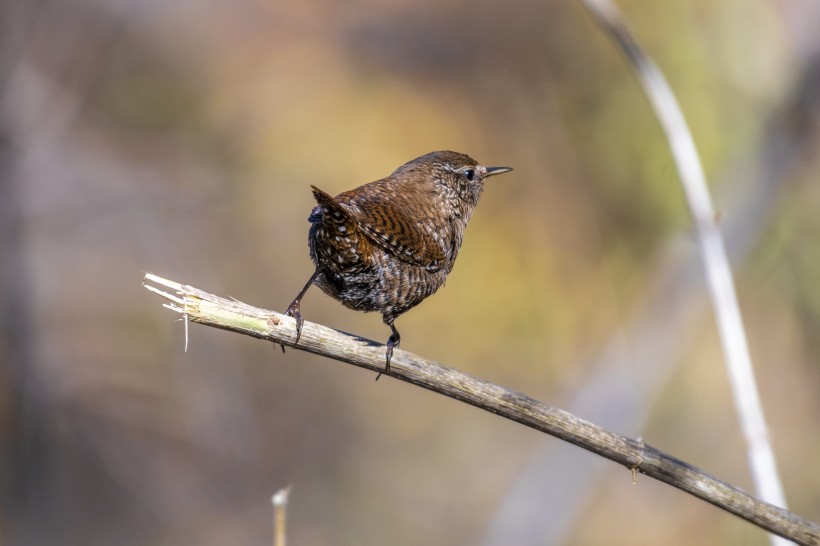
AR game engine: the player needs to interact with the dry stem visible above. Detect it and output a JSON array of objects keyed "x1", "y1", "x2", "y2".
[{"x1": 143, "y1": 273, "x2": 819, "y2": 545}]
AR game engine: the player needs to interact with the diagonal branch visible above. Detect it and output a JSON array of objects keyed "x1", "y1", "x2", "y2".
[{"x1": 143, "y1": 273, "x2": 819, "y2": 546}]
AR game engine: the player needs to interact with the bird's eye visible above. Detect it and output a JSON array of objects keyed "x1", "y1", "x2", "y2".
[{"x1": 463, "y1": 169, "x2": 475, "y2": 181}]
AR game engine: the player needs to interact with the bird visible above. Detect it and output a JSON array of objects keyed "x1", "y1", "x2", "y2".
[{"x1": 284, "y1": 150, "x2": 512, "y2": 378}]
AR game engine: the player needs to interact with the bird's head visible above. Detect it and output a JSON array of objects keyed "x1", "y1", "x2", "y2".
[{"x1": 395, "y1": 150, "x2": 512, "y2": 207}]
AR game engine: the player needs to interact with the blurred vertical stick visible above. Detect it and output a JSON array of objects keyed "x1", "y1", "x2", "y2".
[
  {"x1": 579, "y1": 1, "x2": 788, "y2": 545},
  {"x1": 272, "y1": 486, "x2": 291, "y2": 546}
]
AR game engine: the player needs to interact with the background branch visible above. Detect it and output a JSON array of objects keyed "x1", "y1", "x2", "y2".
[
  {"x1": 143, "y1": 273, "x2": 819, "y2": 546},
  {"x1": 580, "y1": 2, "x2": 789, "y2": 544}
]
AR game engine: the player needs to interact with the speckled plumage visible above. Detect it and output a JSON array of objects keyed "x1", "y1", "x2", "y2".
[{"x1": 285, "y1": 150, "x2": 512, "y2": 377}]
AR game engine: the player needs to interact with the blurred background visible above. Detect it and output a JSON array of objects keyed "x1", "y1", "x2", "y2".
[{"x1": 1, "y1": 0, "x2": 819, "y2": 544}]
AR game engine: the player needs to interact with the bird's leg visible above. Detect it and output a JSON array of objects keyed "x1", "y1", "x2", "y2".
[
  {"x1": 376, "y1": 317, "x2": 400, "y2": 381},
  {"x1": 283, "y1": 270, "x2": 318, "y2": 349}
]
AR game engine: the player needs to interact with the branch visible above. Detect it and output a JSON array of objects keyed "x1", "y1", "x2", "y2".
[{"x1": 143, "y1": 273, "x2": 820, "y2": 546}]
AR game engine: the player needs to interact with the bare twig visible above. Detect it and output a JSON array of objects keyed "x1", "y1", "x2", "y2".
[
  {"x1": 143, "y1": 273, "x2": 819, "y2": 545},
  {"x1": 272, "y1": 486, "x2": 291, "y2": 546},
  {"x1": 579, "y1": 2, "x2": 789, "y2": 545}
]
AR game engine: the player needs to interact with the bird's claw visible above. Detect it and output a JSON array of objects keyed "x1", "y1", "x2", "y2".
[
  {"x1": 375, "y1": 329, "x2": 399, "y2": 381},
  {"x1": 284, "y1": 301, "x2": 304, "y2": 347}
]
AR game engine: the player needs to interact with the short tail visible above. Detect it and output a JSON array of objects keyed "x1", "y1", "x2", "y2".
[
  {"x1": 308, "y1": 186, "x2": 366, "y2": 270},
  {"x1": 309, "y1": 186, "x2": 351, "y2": 223}
]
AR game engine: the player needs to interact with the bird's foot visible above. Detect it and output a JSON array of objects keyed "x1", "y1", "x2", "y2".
[
  {"x1": 375, "y1": 327, "x2": 400, "y2": 381},
  {"x1": 284, "y1": 299, "x2": 305, "y2": 348}
]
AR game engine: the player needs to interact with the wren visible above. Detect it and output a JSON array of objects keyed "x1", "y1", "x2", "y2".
[{"x1": 284, "y1": 150, "x2": 512, "y2": 378}]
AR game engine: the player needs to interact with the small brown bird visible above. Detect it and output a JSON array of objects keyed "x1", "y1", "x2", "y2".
[{"x1": 285, "y1": 150, "x2": 512, "y2": 377}]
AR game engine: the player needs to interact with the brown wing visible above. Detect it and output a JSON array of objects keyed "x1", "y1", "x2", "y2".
[{"x1": 335, "y1": 184, "x2": 449, "y2": 272}]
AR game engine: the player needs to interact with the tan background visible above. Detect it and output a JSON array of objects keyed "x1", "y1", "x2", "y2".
[{"x1": 1, "y1": 0, "x2": 819, "y2": 544}]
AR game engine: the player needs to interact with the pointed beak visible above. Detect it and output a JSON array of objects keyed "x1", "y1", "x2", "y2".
[{"x1": 485, "y1": 166, "x2": 513, "y2": 178}]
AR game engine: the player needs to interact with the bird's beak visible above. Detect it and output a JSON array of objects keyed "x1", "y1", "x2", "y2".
[{"x1": 485, "y1": 166, "x2": 513, "y2": 177}]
